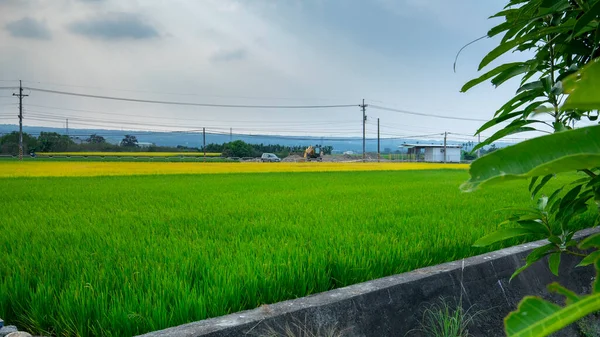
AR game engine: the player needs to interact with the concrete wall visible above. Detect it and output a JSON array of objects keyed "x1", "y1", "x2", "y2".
[{"x1": 137, "y1": 228, "x2": 600, "y2": 337}]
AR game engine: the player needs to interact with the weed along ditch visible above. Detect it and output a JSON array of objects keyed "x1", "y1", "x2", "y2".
[{"x1": 135, "y1": 228, "x2": 600, "y2": 337}]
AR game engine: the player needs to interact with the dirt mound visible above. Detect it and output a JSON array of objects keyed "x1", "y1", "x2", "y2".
[{"x1": 282, "y1": 155, "x2": 304, "y2": 162}]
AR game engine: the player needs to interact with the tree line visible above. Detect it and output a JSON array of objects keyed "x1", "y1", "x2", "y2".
[{"x1": 0, "y1": 131, "x2": 331, "y2": 158}]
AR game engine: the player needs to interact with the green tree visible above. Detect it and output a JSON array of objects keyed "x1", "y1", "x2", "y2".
[
  {"x1": 461, "y1": 150, "x2": 477, "y2": 161},
  {"x1": 86, "y1": 134, "x2": 106, "y2": 144},
  {"x1": 0, "y1": 132, "x2": 38, "y2": 154},
  {"x1": 120, "y1": 135, "x2": 139, "y2": 148},
  {"x1": 222, "y1": 140, "x2": 257, "y2": 158},
  {"x1": 461, "y1": 0, "x2": 600, "y2": 335},
  {"x1": 38, "y1": 132, "x2": 73, "y2": 152}
]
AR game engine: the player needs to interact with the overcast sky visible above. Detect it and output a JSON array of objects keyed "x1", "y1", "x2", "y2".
[{"x1": 0, "y1": 0, "x2": 529, "y2": 142}]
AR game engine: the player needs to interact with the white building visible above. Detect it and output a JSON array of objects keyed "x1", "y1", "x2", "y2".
[
  {"x1": 137, "y1": 142, "x2": 155, "y2": 148},
  {"x1": 401, "y1": 144, "x2": 462, "y2": 163}
]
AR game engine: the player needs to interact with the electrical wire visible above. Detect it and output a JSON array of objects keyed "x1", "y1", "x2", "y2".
[
  {"x1": 23, "y1": 104, "x2": 360, "y2": 126},
  {"x1": 22, "y1": 80, "x2": 350, "y2": 102},
  {"x1": 369, "y1": 104, "x2": 488, "y2": 122},
  {"x1": 24, "y1": 87, "x2": 359, "y2": 109},
  {"x1": 23, "y1": 112, "x2": 364, "y2": 133}
]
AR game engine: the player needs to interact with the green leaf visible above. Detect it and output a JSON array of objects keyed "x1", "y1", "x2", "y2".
[
  {"x1": 517, "y1": 80, "x2": 544, "y2": 93},
  {"x1": 488, "y1": 20, "x2": 514, "y2": 37},
  {"x1": 505, "y1": 293, "x2": 600, "y2": 337},
  {"x1": 517, "y1": 220, "x2": 549, "y2": 234},
  {"x1": 473, "y1": 228, "x2": 533, "y2": 247},
  {"x1": 495, "y1": 90, "x2": 545, "y2": 118},
  {"x1": 510, "y1": 243, "x2": 556, "y2": 280},
  {"x1": 563, "y1": 58, "x2": 600, "y2": 110},
  {"x1": 586, "y1": 174, "x2": 600, "y2": 188},
  {"x1": 573, "y1": 0, "x2": 600, "y2": 37},
  {"x1": 479, "y1": 25, "x2": 573, "y2": 70},
  {"x1": 549, "y1": 236, "x2": 562, "y2": 245},
  {"x1": 549, "y1": 253, "x2": 561, "y2": 276},
  {"x1": 577, "y1": 251, "x2": 600, "y2": 267},
  {"x1": 492, "y1": 64, "x2": 531, "y2": 87},
  {"x1": 553, "y1": 121, "x2": 569, "y2": 132},
  {"x1": 476, "y1": 111, "x2": 525, "y2": 135},
  {"x1": 461, "y1": 62, "x2": 524, "y2": 92},
  {"x1": 532, "y1": 175, "x2": 554, "y2": 199},
  {"x1": 472, "y1": 120, "x2": 541, "y2": 152},
  {"x1": 462, "y1": 125, "x2": 600, "y2": 191},
  {"x1": 579, "y1": 233, "x2": 600, "y2": 249},
  {"x1": 548, "y1": 282, "x2": 582, "y2": 304},
  {"x1": 559, "y1": 184, "x2": 583, "y2": 209},
  {"x1": 547, "y1": 187, "x2": 564, "y2": 207},
  {"x1": 529, "y1": 176, "x2": 539, "y2": 192}
]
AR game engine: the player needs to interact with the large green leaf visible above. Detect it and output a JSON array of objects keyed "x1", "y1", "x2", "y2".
[
  {"x1": 562, "y1": 58, "x2": 600, "y2": 110},
  {"x1": 505, "y1": 293, "x2": 600, "y2": 337},
  {"x1": 577, "y1": 250, "x2": 600, "y2": 267},
  {"x1": 461, "y1": 62, "x2": 524, "y2": 92},
  {"x1": 462, "y1": 125, "x2": 600, "y2": 191},
  {"x1": 479, "y1": 25, "x2": 573, "y2": 70},
  {"x1": 472, "y1": 122, "x2": 539, "y2": 152},
  {"x1": 473, "y1": 228, "x2": 533, "y2": 247}
]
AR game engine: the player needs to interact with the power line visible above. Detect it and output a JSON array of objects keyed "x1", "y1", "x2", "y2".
[
  {"x1": 22, "y1": 80, "x2": 349, "y2": 102},
  {"x1": 23, "y1": 112, "x2": 364, "y2": 133},
  {"x1": 23, "y1": 116, "x2": 365, "y2": 136},
  {"x1": 24, "y1": 87, "x2": 358, "y2": 109},
  {"x1": 23, "y1": 104, "x2": 360, "y2": 126},
  {"x1": 369, "y1": 104, "x2": 488, "y2": 122}
]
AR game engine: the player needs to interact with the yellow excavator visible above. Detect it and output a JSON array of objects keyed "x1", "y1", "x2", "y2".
[{"x1": 304, "y1": 145, "x2": 323, "y2": 162}]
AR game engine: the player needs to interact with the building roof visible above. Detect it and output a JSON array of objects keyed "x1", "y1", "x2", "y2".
[{"x1": 400, "y1": 144, "x2": 462, "y2": 149}]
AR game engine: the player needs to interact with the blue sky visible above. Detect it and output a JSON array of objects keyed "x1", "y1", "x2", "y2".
[{"x1": 0, "y1": 0, "x2": 526, "y2": 142}]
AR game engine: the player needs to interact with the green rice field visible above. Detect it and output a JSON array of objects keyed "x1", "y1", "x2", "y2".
[{"x1": 0, "y1": 170, "x2": 595, "y2": 336}]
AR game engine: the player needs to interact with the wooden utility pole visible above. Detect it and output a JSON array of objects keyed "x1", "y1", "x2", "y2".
[
  {"x1": 230, "y1": 127, "x2": 232, "y2": 142},
  {"x1": 203, "y1": 127, "x2": 206, "y2": 162},
  {"x1": 377, "y1": 118, "x2": 380, "y2": 162},
  {"x1": 13, "y1": 80, "x2": 28, "y2": 161},
  {"x1": 360, "y1": 99, "x2": 367, "y2": 162},
  {"x1": 443, "y1": 131, "x2": 447, "y2": 163},
  {"x1": 66, "y1": 119, "x2": 69, "y2": 135}
]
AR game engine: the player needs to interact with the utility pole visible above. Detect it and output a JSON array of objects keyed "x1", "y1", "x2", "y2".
[
  {"x1": 477, "y1": 134, "x2": 481, "y2": 158},
  {"x1": 203, "y1": 127, "x2": 206, "y2": 162},
  {"x1": 360, "y1": 99, "x2": 367, "y2": 162},
  {"x1": 66, "y1": 119, "x2": 69, "y2": 135},
  {"x1": 13, "y1": 80, "x2": 28, "y2": 161},
  {"x1": 377, "y1": 118, "x2": 380, "y2": 163},
  {"x1": 230, "y1": 127, "x2": 232, "y2": 142},
  {"x1": 443, "y1": 131, "x2": 447, "y2": 164}
]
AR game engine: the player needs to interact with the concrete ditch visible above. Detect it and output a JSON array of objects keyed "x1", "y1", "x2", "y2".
[{"x1": 138, "y1": 227, "x2": 600, "y2": 337}]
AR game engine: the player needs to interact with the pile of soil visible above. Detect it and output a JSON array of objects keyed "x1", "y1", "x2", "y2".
[{"x1": 282, "y1": 155, "x2": 304, "y2": 162}]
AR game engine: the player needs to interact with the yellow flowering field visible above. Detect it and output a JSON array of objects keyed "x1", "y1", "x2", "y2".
[
  {"x1": 0, "y1": 161, "x2": 469, "y2": 177},
  {"x1": 37, "y1": 151, "x2": 222, "y2": 157}
]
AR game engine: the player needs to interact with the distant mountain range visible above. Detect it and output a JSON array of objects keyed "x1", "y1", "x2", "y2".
[{"x1": 0, "y1": 124, "x2": 509, "y2": 153}]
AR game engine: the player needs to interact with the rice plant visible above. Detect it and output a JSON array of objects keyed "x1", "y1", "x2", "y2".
[
  {"x1": 0, "y1": 161, "x2": 470, "y2": 178},
  {"x1": 0, "y1": 170, "x2": 593, "y2": 336}
]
